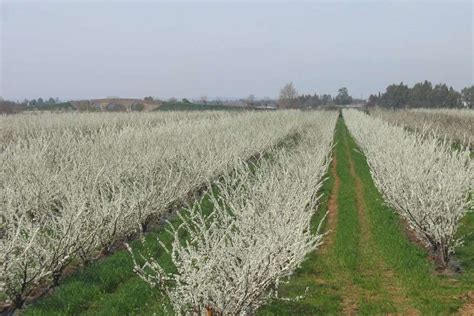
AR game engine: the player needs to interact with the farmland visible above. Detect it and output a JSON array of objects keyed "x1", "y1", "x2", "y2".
[
  {"x1": 1, "y1": 109, "x2": 473, "y2": 315},
  {"x1": 371, "y1": 108, "x2": 474, "y2": 149}
]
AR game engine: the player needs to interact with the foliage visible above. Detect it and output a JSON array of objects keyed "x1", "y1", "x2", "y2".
[
  {"x1": 278, "y1": 82, "x2": 298, "y2": 109},
  {"x1": 367, "y1": 80, "x2": 467, "y2": 108},
  {"x1": 278, "y1": 83, "x2": 353, "y2": 109},
  {"x1": 461, "y1": 86, "x2": 474, "y2": 108},
  {"x1": 334, "y1": 87, "x2": 353, "y2": 106},
  {"x1": 27, "y1": 102, "x2": 74, "y2": 112},
  {"x1": 131, "y1": 103, "x2": 145, "y2": 112},
  {"x1": 296, "y1": 94, "x2": 334, "y2": 108}
]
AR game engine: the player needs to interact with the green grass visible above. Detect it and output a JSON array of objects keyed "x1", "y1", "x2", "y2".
[
  {"x1": 332, "y1": 124, "x2": 360, "y2": 274},
  {"x1": 458, "y1": 212, "x2": 474, "y2": 275}
]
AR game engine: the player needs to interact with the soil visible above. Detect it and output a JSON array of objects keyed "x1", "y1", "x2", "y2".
[{"x1": 459, "y1": 291, "x2": 474, "y2": 316}]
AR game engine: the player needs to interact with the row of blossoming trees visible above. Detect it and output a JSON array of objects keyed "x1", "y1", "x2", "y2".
[
  {"x1": 344, "y1": 109, "x2": 473, "y2": 267},
  {"x1": 1, "y1": 111, "x2": 336, "y2": 311},
  {"x1": 129, "y1": 112, "x2": 338, "y2": 314},
  {"x1": 370, "y1": 108, "x2": 474, "y2": 149}
]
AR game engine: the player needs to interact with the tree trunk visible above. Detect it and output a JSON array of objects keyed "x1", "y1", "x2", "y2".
[
  {"x1": 141, "y1": 222, "x2": 148, "y2": 233},
  {"x1": 52, "y1": 268, "x2": 63, "y2": 287},
  {"x1": 436, "y1": 243, "x2": 450, "y2": 270},
  {"x1": 12, "y1": 294, "x2": 25, "y2": 312}
]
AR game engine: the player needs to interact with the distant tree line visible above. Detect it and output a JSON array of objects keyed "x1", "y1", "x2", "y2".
[
  {"x1": 0, "y1": 97, "x2": 74, "y2": 114},
  {"x1": 24, "y1": 97, "x2": 60, "y2": 107},
  {"x1": 4, "y1": 80, "x2": 470, "y2": 115},
  {"x1": 278, "y1": 83, "x2": 358, "y2": 109},
  {"x1": 367, "y1": 81, "x2": 473, "y2": 109},
  {"x1": 0, "y1": 99, "x2": 24, "y2": 114}
]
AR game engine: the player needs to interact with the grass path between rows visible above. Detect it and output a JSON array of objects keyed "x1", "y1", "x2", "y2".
[{"x1": 259, "y1": 117, "x2": 474, "y2": 315}]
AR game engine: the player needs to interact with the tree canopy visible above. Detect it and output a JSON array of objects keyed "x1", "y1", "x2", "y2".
[
  {"x1": 335, "y1": 87, "x2": 353, "y2": 105},
  {"x1": 367, "y1": 81, "x2": 468, "y2": 108}
]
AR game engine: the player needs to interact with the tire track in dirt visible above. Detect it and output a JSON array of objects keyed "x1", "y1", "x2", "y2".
[{"x1": 459, "y1": 291, "x2": 474, "y2": 316}]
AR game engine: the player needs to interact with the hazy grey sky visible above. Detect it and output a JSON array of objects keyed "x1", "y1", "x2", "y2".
[{"x1": 1, "y1": 0, "x2": 472, "y2": 101}]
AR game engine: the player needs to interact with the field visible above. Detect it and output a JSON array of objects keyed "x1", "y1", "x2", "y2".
[
  {"x1": 1, "y1": 109, "x2": 473, "y2": 315},
  {"x1": 371, "y1": 108, "x2": 474, "y2": 149}
]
